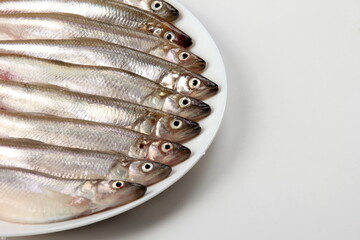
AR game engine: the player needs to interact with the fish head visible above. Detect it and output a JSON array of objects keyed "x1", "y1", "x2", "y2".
[
  {"x1": 154, "y1": 115, "x2": 201, "y2": 142},
  {"x1": 128, "y1": 139, "x2": 190, "y2": 165},
  {"x1": 142, "y1": 89, "x2": 210, "y2": 120},
  {"x1": 184, "y1": 74, "x2": 219, "y2": 99},
  {"x1": 148, "y1": 140, "x2": 190, "y2": 165},
  {"x1": 161, "y1": 71, "x2": 218, "y2": 100},
  {"x1": 175, "y1": 50, "x2": 206, "y2": 73},
  {"x1": 147, "y1": 0, "x2": 179, "y2": 22},
  {"x1": 150, "y1": 45, "x2": 206, "y2": 72},
  {"x1": 118, "y1": 159, "x2": 172, "y2": 186},
  {"x1": 177, "y1": 74, "x2": 219, "y2": 99},
  {"x1": 162, "y1": 93, "x2": 211, "y2": 120},
  {"x1": 85, "y1": 180, "x2": 146, "y2": 210},
  {"x1": 143, "y1": 21, "x2": 192, "y2": 48}
]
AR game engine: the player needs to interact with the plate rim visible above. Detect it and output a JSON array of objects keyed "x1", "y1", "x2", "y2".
[{"x1": 0, "y1": 0, "x2": 228, "y2": 236}]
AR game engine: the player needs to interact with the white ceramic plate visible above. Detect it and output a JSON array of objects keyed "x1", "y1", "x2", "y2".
[{"x1": 0, "y1": 0, "x2": 227, "y2": 237}]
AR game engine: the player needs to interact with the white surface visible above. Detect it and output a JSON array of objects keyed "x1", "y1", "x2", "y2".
[
  {"x1": 11, "y1": 0, "x2": 360, "y2": 239},
  {"x1": 0, "y1": 0, "x2": 227, "y2": 237}
]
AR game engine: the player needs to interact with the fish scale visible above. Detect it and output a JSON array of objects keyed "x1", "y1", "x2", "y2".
[
  {"x1": 0, "y1": 111, "x2": 190, "y2": 166},
  {"x1": 0, "y1": 169, "x2": 82, "y2": 195},
  {"x1": 0, "y1": 0, "x2": 191, "y2": 47},
  {"x1": 0, "y1": 168, "x2": 146, "y2": 224},
  {"x1": 0, "y1": 138, "x2": 171, "y2": 185},
  {"x1": 0, "y1": 39, "x2": 217, "y2": 99},
  {"x1": 0, "y1": 80, "x2": 201, "y2": 142}
]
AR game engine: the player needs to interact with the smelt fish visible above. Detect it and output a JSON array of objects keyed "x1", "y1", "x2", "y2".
[
  {"x1": 0, "y1": 111, "x2": 190, "y2": 166},
  {"x1": 0, "y1": 168, "x2": 146, "y2": 224},
  {"x1": 0, "y1": 0, "x2": 192, "y2": 47},
  {"x1": 0, "y1": 80, "x2": 201, "y2": 142},
  {"x1": 0, "y1": 55, "x2": 211, "y2": 120},
  {"x1": 0, "y1": 13, "x2": 204, "y2": 70},
  {"x1": 0, "y1": 138, "x2": 171, "y2": 185},
  {"x1": 0, "y1": 39, "x2": 218, "y2": 99}
]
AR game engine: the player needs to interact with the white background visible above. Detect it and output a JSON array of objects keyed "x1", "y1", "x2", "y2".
[{"x1": 14, "y1": 0, "x2": 360, "y2": 239}]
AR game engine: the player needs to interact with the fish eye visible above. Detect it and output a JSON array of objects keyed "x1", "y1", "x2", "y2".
[
  {"x1": 170, "y1": 119, "x2": 183, "y2": 129},
  {"x1": 142, "y1": 163, "x2": 154, "y2": 172},
  {"x1": 151, "y1": 1, "x2": 163, "y2": 11},
  {"x1": 189, "y1": 78, "x2": 200, "y2": 89},
  {"x1": 179, "y1": 97, "x2": 191, "y2": 108},
  {"x1": 161, "y1": 143, "x2": 173, "y2": 153},
  {"x1": 179, "y1": 52, "x2": 190, "y2": 61},
  {"x1": 165, "y1": 32, "x2": 175, "y2": 41},
  {"x1": 111, "y1": 181, "x2": 125, "y2": 190}
]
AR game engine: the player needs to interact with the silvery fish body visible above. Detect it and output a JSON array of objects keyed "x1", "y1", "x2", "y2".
[
  {"x1": 0, "y1": 55, "x2": 210, "y2": 120},
  {"x1": 0, "y1": 111, "x2": 190, "y2": 166},
  {"x1": 0, "y1": 80, "x2": 201, "y2": 142},
  {"x1": 0, "y1": 39, "x2": 218, "y2": 99},
  {"x1": 0, "y1": 168, "x2": 146, "y2": 224},
  {"x1": 0, "y1": 13, "x2": 203, "y2": 70},
  {"x1": 0, "y1": 0, "x2": 191, "y2": 47},
  {"x1": 0, "y1": 138, "x2": 171, "y2": 185},
  {"x1": 111, "y1": 0, "x2": 179, "y2": 21}
]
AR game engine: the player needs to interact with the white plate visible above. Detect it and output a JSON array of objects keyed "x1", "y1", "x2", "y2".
[{"x1": 0, "y1": 0, "x2": 227, "y2": 237}]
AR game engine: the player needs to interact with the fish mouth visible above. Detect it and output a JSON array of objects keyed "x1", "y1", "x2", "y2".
[
  {"x1": 132, "y1": 183, "x2": 147, "y2": 199},
  {"x1": 186, "y1": 58, "x2": 207, "y2": 73},
  {"x1": 176, "y1": 34, "x2": 192, "y2": 48},
  {"x1": 162, "y1": 164, "x2": 172, "y2": 178},
  {"x1": 165, "y1": 143, "x2": 191, "y2": 166},
  {"x1": 146, "y1": 164, "x2": 172, "y2": 186},
  {"x1": 177, "y1": 121, "x2": 201, "y2": 142},
  {"x1": 160, "y1": 119, "x2": 201, "y2": 142},
  {"x1": 191, "y1": 99, "x2": 211, "y2": 120},
  {"x1": 164, "y1": 3, "x2": 180, "y2": 21},
  {"x1": 157, "y1": 164, "x2": 172, "y2": 180},
  {"x1": 180, "y1": 98, "x2": 211, "y2": 121},
  {"x1": 206, "y1": 82, "x2": 219, "y2": 97},
  {"x1": 191, "y1": 80, "x2": 219, "y2": 100},
  {"x1": 170, "y1": 8, "x2": 180, "y2": 17},
  {"x1": 112, "y1": 182, "x2": 147, "y2": 208}
]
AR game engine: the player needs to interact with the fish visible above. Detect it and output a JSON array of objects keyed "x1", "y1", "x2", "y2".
[
  {"x1": 0, "y1": 39, "x2": 218, "y2": 99},
  {"x1": 0, "y1": 13, "x2": 204, "y2": 71},
  {"x1": 0, "y1": 111, "x2": 190, "y2": 166},
  {"x1": 0, "y1": 138, "x2": 171, "y2": 186},
  {"x1": 0, "y1": 55, "x2": 210, "y2": 120},
  {"x1": 111, "y1": 0, "x2": 179, "y2": 22},
  {"x1": 0, "y1": 0, "x2": 191, "y2": 48},
  {"x1": 0, "y1": 80, "x2": 201, "y2": 142},
  {"x1": 0, "y1": 168, "x2": 146, "y2": 224}
]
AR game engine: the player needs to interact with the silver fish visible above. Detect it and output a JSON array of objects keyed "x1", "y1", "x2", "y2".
[
  {"x1": 0, "y1": 111, "x2": 190, "y2": 166},
  {"x1": 0, "y1": 138, "x2": 171, "y2": 185},
  {"x1": 110, "y1": 0, "x2": 179, "y2": 22},
  {"x1": 0, "y1": 80, "x2": 201, "y2": 142},
  {"x1": 0, "y1": 0, "x2": 191, "y2": 47},
  {"x1": 0, "y1": 168, "x2": 146, "y2": 224},
  {"x1": 0, "y1": 13, "x2": 204, "y2": 71},
  {"x1": 0, "y1": 55, "x2": 210, "y2": 120},
  {"x1": 0, "y1": 39, "x2": 218, "y2": 99}
]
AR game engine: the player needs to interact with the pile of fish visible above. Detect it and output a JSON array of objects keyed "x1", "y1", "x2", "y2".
[{"x1": 0, "y1": 0, "x2": 218, "y2": 224}]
